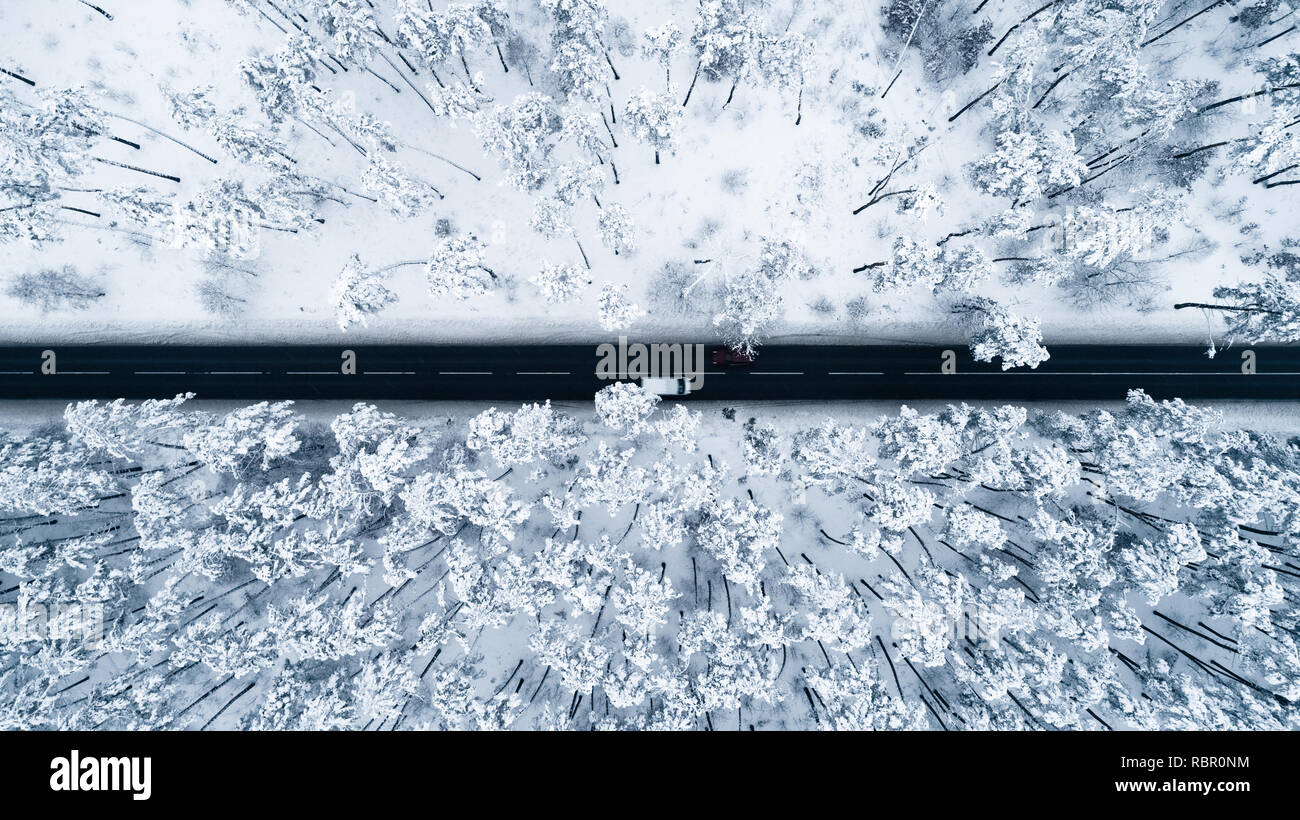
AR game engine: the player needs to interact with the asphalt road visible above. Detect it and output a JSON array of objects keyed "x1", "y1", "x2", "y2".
[{"x1": 0, "y1": 344, "x2": 1295, "y2": 401}]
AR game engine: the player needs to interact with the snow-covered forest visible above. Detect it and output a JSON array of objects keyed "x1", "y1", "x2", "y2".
[
  {"x1": 2, "y1": 390, "x2": 1298, "y2": 730},
  {"x1": 1, "y1": 0, "x2": 1298, "y2": 358},
  {"x1": 4, "y1": 0, "x2": 1300, "y2": 735}
]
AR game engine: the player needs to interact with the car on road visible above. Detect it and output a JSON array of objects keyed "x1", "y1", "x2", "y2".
[
  {"x1": 641, "y1": 376, "x2": 691, "y2": 396},
  {"x1": 712, "y1": 347, "x2": 756, "y2": 366}
]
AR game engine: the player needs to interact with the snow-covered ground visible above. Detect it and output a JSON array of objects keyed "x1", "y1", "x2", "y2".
[{"x1": 3, "y1": 0, "x2": 1297, "y2": 353}]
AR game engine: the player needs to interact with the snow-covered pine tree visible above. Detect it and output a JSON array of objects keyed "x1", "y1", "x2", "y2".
[
  {"x1": 953, "y1": 297, "x2": 1050, "y2": 370},
  {"x1": 597, "y1": 203, "x2": 635, "y2": 254},
  {"x1": 623, "y1": 87, "x2": 683, "y2": 164},
  {"x1": 425, "y1": 233, "x2": 498, "y2": 300},
  {"x1": 596, "y1": 282, "x2": 645, "y2": 331},
  {"x1": 540, "y1": 0, "x2": 614, "y2": 103},
  {"x1": 331, "y1": 254, "x2": 398, "y2": 330},
  {"x1": 472, "y1": 92, "x2": 562, "y2": 190},
  {"x1": 531, "y1": 260, "x2": 590, "y2": 303},
  {"x1": 642, "y1": 21, "x2": 683, "y2": 88}
]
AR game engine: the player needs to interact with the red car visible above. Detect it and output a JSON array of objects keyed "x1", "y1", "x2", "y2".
[{"x1": 711, "y1": 347, "x2": 756, "y2": 366}]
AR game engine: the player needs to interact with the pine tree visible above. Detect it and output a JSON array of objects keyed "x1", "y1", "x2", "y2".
[
  {"x1": 642, "y1": 21, "x2": 683, "y2": 88},
  {"x1": 362, "y1": 156, "x2": 442, "y2": 217},
  {"x1": 596, "y1": 282, "x2": 645, "y2": 331},
  {"x1": 425, "y1": 234, "x2": 498, "y2": 299},
  {"x1": 466, "y1": 400, "x2": 587, "y2": 471},
  {"x1": 530, "y1": 260, "x2": 590, "y2": 303},
  {"x1": 332, "y1": 254, "x2": 398, "y2": 330},
  {"x1": 472, "y1": 92, "x2": 562, "y2": 189},
  {"x1": 594, "y1": 382, "x2": 660, "y2": 437},
  {"x1": 689, "y1": 0, "x2": 762, "y2": 103},
  {"x1": 540, "y1": 0, "x2": 614, "y2": 103},
  {"x1": 712, "y1": 236, "x2": 809, "y2": 354},
  {"x1": 597, "y1": 204, "x2": 635, "y2": 254},
  {"x1": 967, "y1": 125, "x2": 1086, "y2": 203},
  {"x1": 954, "y1": 297, "x2": 1051, "y2": 370},
  {"x1": 552, "y1": 160, "x2": 605, "y2": 206},
  {"x1": 623, "y1": 87, "x2": 683, "y2": 164},
  {"x1": 1176, "y1": 274, "x2": 1300, "y2": 343},
  {"x1": 756, "y1": 32, "x2": 812, "y2": 122},
  {"x1": 311, "y1": 0, "x2": 384, "y2": 65}
]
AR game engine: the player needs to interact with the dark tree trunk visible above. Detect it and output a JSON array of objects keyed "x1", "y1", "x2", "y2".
[
  {"x1": 681, "y1": 61, "x2": 701, "y2": 107},
  {"x1": 1174, "y1": 301, "x2": 1280, "y2": 315},
  {"x1": 722, "y1": 78, "x2": 738, "y2": 109}
]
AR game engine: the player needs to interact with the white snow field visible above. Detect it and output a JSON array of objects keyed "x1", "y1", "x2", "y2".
[{"x1": 1, "y1": 0, "x2": 1297, "y2": 358}]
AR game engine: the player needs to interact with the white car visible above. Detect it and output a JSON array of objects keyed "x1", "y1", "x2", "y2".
[{"x1": 640, "y1": 376, "x2": 691, "y2": 396}]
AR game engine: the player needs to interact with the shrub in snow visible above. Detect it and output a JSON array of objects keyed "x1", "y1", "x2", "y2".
[{"x1": 196, "y1": 278, "x2": 247, "y2": 316}]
